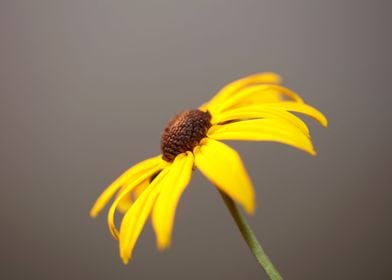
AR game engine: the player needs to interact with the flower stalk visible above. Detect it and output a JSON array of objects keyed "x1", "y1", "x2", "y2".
[{"x1": 219, "y1": 190, "x2": 283, "y2": 280}]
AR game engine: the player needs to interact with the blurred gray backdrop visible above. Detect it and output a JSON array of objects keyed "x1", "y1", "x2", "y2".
[{"x1": 1, "y1": 1, "x2": 391, "y2": 279}]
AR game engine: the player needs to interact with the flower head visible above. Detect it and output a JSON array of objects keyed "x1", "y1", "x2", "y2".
[{"x1": 90, "y1": 72, "x2": 327, "y2": 264}]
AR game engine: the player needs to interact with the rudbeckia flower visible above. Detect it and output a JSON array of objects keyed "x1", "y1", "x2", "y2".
[{"x1": 90, "y1": 72, "x2": 327, "y2": 264}]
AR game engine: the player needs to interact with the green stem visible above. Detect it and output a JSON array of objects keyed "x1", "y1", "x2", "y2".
[{"x1": 219, "y1": 190, "x2": 283, "y2": 280}]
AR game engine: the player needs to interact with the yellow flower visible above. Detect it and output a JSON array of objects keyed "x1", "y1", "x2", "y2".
[{"x1": 90, "y1": 72, "x2": 327, "y2": 264}]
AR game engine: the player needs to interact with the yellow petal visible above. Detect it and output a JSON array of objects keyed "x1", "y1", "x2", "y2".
[
  {"x1": 115, "y1": 192, "x2": 133, "y2": 214},
  {"x1": 119, "y1": 167, "x2": 170, "y2": 264},
  {"x1": 262, "y1": 101, "x2": 328, "y2": 127},
  {"x1": 213, "y1": 84, "x2": 304, "y2": 114},
  {"x1": 151, "y1": 152, "x2": 194, "y2": 250},
  {"x1": 133, "y1": 179, "x2": 150, "y2": 199},
  {"x1": 89, "y1": 155, "x2": 163, "y2": 218},
  {"x1": 208, "y1": 119, "x2": 316, "y2": 155},
  {"x1": 116, "y1": 179, "x2": 150, "y2": 213},
  {"x1": 211, "y1": 105, "x2": 310, "y2": 136},
  {"x1": 198, "y1": 102, "x2": 209, "y2": 112},
  {"x1": 107, "y1": 161, "x2": 166, "y2": 239},
  {"x1": 239, "y1": 88, "x2": 283, "y2": 103},
  {"x1": 204, "y1": 72, "x2": 282, "y2": 112},
  {"x1": 194, "y1": 138, "x2": 255, "y2": 214}
]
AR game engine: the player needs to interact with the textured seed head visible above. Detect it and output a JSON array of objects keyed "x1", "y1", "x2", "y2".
[{"x1": 161, "y1": 109, "x2": 211, "y2": 162}]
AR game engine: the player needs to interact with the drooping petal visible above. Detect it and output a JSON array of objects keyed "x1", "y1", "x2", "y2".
[
  {"x1": 211, "y1": 105, "x2": 310, "y2": 136},
  {"x1": 89, "y1": 155, "x2": 164, "y2": 218},
  {"x1": 212, "y1": 84, "x2": 304, "y2": 115},
  {"x1": 152, "y1": 152, "x2": 194, "y2": 250},
  {"x1": 203, "y1": 72, "x2": 282, "y2": 113},
  {"x1": 262, "y1": 101, "x2": 328, "y2": 127},
  {"x1": 194, "y1": 138, "x2": 255, "y2": 214},
  {"x1": 118, "y1": 167, "x2": 170, "y2": 264},
  {"x1": 107, "y1": 161, "x2": 167, "y2": 239},
  {"x1": 208, "y1": 119, "x2": 316, "y2": 155},
  {"x1": 116, "y1": 179, "x2": 150, "y2": 213},
  {"x1": 133, "y1": 179, "x2": 150, "y2": 199}
]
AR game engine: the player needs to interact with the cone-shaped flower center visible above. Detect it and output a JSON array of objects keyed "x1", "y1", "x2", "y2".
[{"x1": 161, "y1": 109, "x2": 211, "y2": 162}]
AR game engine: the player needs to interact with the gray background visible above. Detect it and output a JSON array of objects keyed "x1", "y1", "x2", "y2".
[{"x1": 1, "y1": 1, "x2": 391, "y2": 279}]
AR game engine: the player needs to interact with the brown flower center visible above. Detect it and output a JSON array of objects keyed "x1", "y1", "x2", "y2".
[{"x1": 161, "y1": 109, "x2": 211, "y2": 162}]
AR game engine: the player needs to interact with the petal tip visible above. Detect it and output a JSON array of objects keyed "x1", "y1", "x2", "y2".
[
  {"x1": 157, "y1": 239, "x2": 170, "y2": 251},
  {"x1": 121, "y1": 257, "x2": 130, "y2": 265},
  {"x1": 89, "y1": 209, "x2": 98, "y2": 218},
  {"x1": 120, "y1": 246, "x2": 132, "y2": 264},
  {"x1": 322, "y1": 118, "x2": 328, "y2": 128},
  {"x1": 245, "y1": 202, "x2": 256, "y2": 215},
  {"x1": 316, "y1": 111, "x2": 328, "y2": 127},
  {"x1": 261, "y1": 72, "x2": 282, "y2": 84}
]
